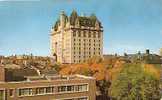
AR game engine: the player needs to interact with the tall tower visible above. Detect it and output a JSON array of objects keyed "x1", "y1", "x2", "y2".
[
  {"x1": 50, "y1": 10, "x2": 103, "y2": 64},
  {"x1": 60, "y1": 11, "x2": 66, "y2": 28}
]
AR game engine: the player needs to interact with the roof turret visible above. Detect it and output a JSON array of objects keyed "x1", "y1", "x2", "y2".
[{"x1": 70, "y1": 10, "x2": 78, "y2": 25}]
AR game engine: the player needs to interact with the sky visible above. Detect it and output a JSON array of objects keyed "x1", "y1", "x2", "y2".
[{"x1": 0, "y1": 0, "x2": 162, "y2": 56}]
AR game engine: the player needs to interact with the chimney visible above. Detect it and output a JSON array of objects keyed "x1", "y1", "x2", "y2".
[
  {"x1": 0, "y1": 65, "x2": 5, "y2": 82},
  {"x1": 146, "y1": 49, "x2": 150, "y2": 55}
]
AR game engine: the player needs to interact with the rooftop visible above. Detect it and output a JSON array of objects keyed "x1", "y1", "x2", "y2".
[
  {"x1": 53, "y1": 10, "x2": 102, "y2": 31},
  {"x1": 26, "y1": 74, "x2": 94, "y2": 82}
]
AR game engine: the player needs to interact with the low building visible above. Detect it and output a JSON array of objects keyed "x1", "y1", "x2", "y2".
[
  {"x1": 120, "y1": 50, "x2": 162, "y2": 64},
  {"x1": 0, "y1": 65, "x2": 96, "y2": 100}
]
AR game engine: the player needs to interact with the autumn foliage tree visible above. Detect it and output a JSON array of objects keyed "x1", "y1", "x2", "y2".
[
  {"x1": 59, "y1": 57, "x2": 160, "y2": 99},
  {"x1": 109, "y1": 63, "x2": 160, "y2": 100}
]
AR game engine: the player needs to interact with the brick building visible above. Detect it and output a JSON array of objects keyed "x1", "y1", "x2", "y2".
[{"x1": 0, "y1": 65, "x2": 96, "y2": 100}]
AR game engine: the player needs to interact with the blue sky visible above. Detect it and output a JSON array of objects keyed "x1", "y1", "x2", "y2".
[{"x1": 0, "y1": 0, "x2": 162, "y2": 56}]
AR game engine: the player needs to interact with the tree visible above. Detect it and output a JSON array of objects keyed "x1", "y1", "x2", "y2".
[
  {"x1": 87, "y1": 56, "x2": 103, "y2": 65},
  {"x1": 50, "y1": 64, "x2": 61, "y2": 72},
  {"x1": 97, "y1": 79, "x2": 111, "y2": 96},
  {"x1": 109, "y1": 63, "x2": 160, "y2": 100}
]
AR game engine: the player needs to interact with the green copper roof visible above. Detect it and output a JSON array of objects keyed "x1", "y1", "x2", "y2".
[
  {"x1": 53, "y1": 10, "x2": 102, "y2": 31},
  {"x1": 53, "y1": 19, "x2": 60, "y2": 31},
  {"x1": 70, "y1": 10, "x2": 78, "y2": 25},
  {"x1": 78, "y1": 16, "x2": 96, "y2": 27}
]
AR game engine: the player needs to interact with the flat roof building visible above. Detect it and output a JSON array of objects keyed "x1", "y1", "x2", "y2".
[{"x1": 0, "y1": 65, "x2": 96, "y2": 100}]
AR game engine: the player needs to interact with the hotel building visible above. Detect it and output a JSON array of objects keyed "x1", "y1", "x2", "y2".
[{"x1": 50, "y1": 10, "x2": 103, "y2": 63}]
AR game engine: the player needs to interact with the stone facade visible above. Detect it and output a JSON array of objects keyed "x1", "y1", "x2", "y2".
[{"x1": 50, "y1": 10, "x2": 103, "y2": 64}]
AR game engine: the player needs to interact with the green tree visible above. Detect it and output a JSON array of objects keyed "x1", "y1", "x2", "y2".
[
  {"x1": 97, "y1": 80, "x2": 111, "y2": 96},
  {"x1": 109, "y1": 63, "x2": 160, "y2": 100},
  {"x1": 51, "y1": 64, "x2": 61, "y2": 72}
]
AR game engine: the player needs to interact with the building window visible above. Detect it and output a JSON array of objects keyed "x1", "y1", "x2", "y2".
[
  {"x1": 18, "y1": 88, "x2": 33, "y2": 96},
  {"x1": 0, "y1": 90, "x2": 5, "y2": 100},
  {"x1": 57, "y1": 84, "x2": 88, "y2": 93},
  {"x1": 75, "y1": 84, "x2": 88, "y2": 92},
  {"x1": 67, "y1": 86, "x2": 74, "y2": 92},
  {"x1": 98, "y1": 33, "x2": 101, "y2": 38},
  {"x1": 88, "y1": 33, "x2": 91, "y2": 38},
  {"x1": 73, "y1": 32, "x2": 76, "y2": 37},
  {"x1": 58, "y1": 86, "x2": 66, "y2": 92},
  {"x1": 45, "y1": 87, "x2": 54, "y2": 94},
  {"x1": 93, "y1": 33, "x2": 96, "y2": 38},
  {"x1": 17, "y1": 84, "x2": 88, "y2": 97},
  {"x1": 9, "y1": 89, "x2": 14, "y2": 97},
  {"x1": 83, "y1": 32, "x2": 86, "y2": 37},
  {"x1": 36, "y1": 87, "x2": 45, "y2": 95},
  {"x1": 78, "y1": 33, "x2": 81, "y2": 37}
]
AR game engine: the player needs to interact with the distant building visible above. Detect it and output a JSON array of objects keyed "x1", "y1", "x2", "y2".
[
  {"x1": 50, "y1": 10, "x2": 103, "y2": 64},
  {"x1": 0, "y1": 65, "x2": 96, "y2": 100},
  {"x1": 124, "y1": 49, "x2": 162, "y2": 64},
  {"x1": 0, "y1": 55, "x2": 53, "y2": 67},
  {"x1": 160, "y1": 48, "x2": 162, "y2": 56}
]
